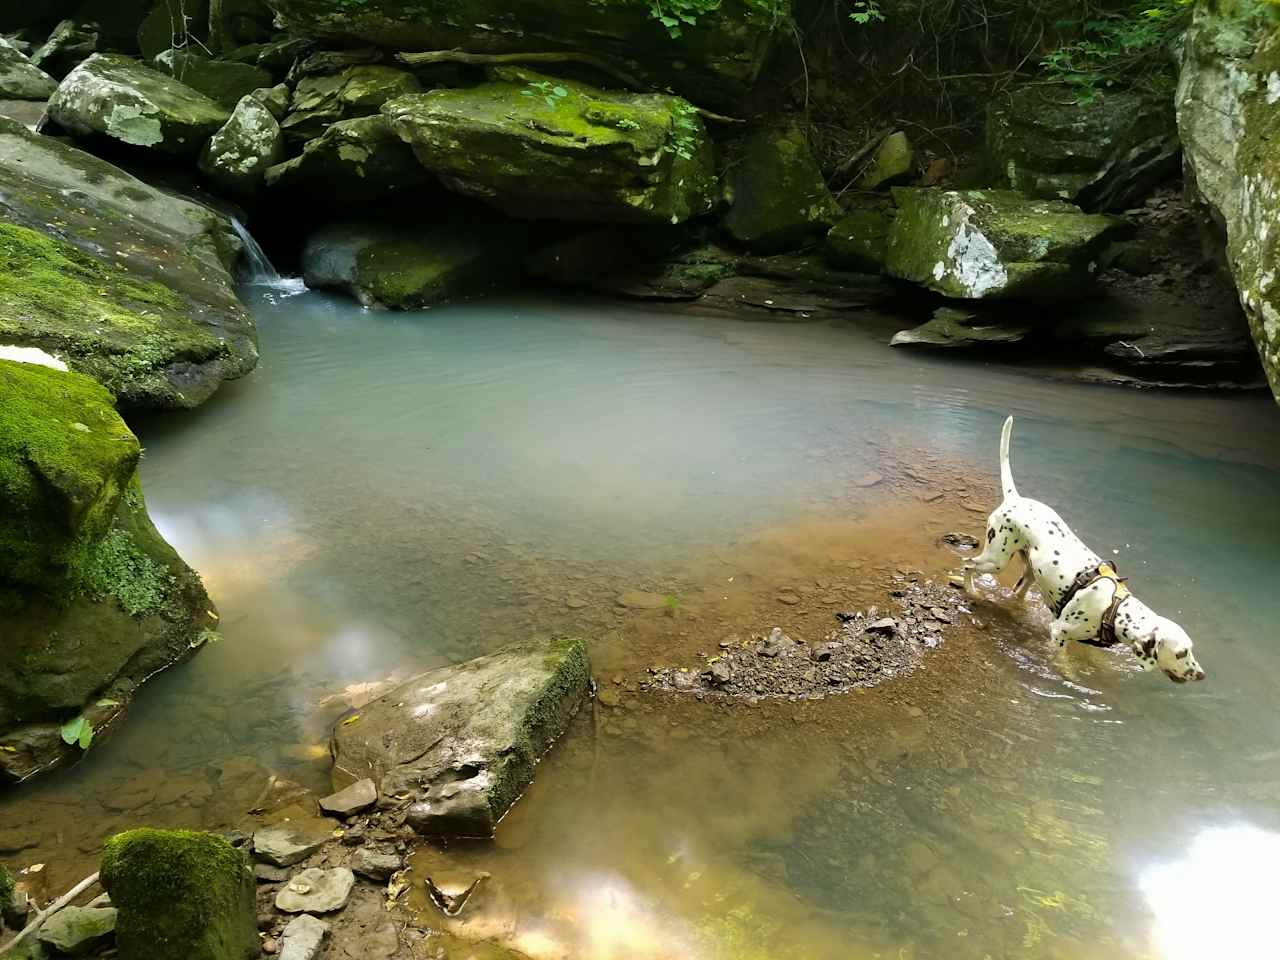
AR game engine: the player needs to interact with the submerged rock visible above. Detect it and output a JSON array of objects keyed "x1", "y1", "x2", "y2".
[
  {"x1": 884, "y1": 188, "x2": 1122, "y2": 300},
  {"x1": 722, "y1": 125, "x2": 840, "y2": 252},
  {"x1": 100, "y1": 829, "x2": 258, "y2": 960},
  {"x1": 0, "y1": 118, "x2": 256, "y2": 407},
  {"x1": 383, "y1": 67, "x2": 716, "y2": 226},
  {"x1": 331, "y1": 637, "x2": 590, "y2": 838},
  {"x1": 0, "y1": 362, "x2": 218, "y2": 782},
  {"x1": 0, "y1": 36, "x2": 58, "y2": 101},
  {"x1": 280, "y1": 64, "x2": 419, "y2": 142},
  {"x1": 262, "y1": 0, "x2": 787, "y2": 107},
  {"x1": 199, "y1": 93, "x2": 283, "y2": 197},
  {"x1": 265, "y1": 114, "x2": 436, "y2": 204},
  {"x1": 1177, "y1": 2, "x2": 1280, "y2": 402},
  {"x1": 36, "y1": 905, "x2": 117, "y2": 955},
  {"x1": 987, "y1": 84, "x2": 1179, "y2": 212},
  {"x1": 302, "y1": 219, "x2": 527, "y2": 309},
  {"x1": 48, "y1": 53, "x2": 231, "y2": 155},
  {"x1": 154, "y1": 49, "x2": 274, "y2": 109}
]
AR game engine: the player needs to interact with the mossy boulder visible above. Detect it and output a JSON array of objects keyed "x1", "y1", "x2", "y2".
[
  {"x1": 0, "y1": 36, "x2": 58, "y2": 100},
  {"x1": 36, "y1": 906, "x2": 117, "y2": 955},
  {"x1": 331, "y1": 636, "x2": 590, "y2": 838},
  {"x1": 48, "y1": 53, "x2": 230, "y2": 155},
  {"x1": 722, "y1": 125, "x2": 839, "y2": 252},
  {"x1": 1177, "y1": 0, "x2": 1280, "y2": 402},
  {"x1": 0, "y1": 118, "x2": 256, "y2": 408},
  {"x1": 30, "y1": 19, "x2": 100, "y2": 80},
  {"x1": 101, "y1": 829, "x2": 258, "y2": 960},
  {"x1": 199, "y1": 93, "x2": 283, "y2": 197},
  {"x1": 265, "y1": 114, "x2": 437, "y2": 204},
  {"x1": 280, "y1": 64, "x2": 420, "y2": 142},
  {"x1": 261, "y1": 0, "x2": 788, "y2": 107},
  {"x1": 858, "y1": 130, "x2": 914, "y2": 190},
  {"x1": 987, "y1": 83, "x2": 1179, "y2": 212},
  {"x1": 884, "y1": 188, "x2": 1122, "y2": 300},
  {"x1": 0, "y1": 361, "x2": 218, "y2": 783},
  {"x1": 383, "y1": 67, "x2": 716, "y2": 226},
  {"x1": 825, "y1": 199, "x2": 896, "y2": 273},
  {"x1": 154, "y1": 49, "x2": 274, "y2": 109},
  {"x1": 302, "y1": 219, "x2": 528, "y2": 309}
]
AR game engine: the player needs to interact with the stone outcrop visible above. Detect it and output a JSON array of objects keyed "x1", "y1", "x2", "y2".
[
  {"x1": 301, "y1": 220, "x2": 528, "y2": 309},
  {"x1": 0, "y1": 117, "x2": 256, "y2": 408},
  {"x1": 382, "y1": 67, "x2": 716, "y2": 225},
  {"x1": 330, "y1": 637, "x2": 590, "y2": 838},
  {"x1": 0, "y1": 361, "x2": 218, "y2": 783},
  {"x1": 100, "y1": 829, "x2": 259, "y2": 960},
  {"x1": 722, "y1": 125, "x2": 840, "y2": 252},
  {"x1": 48, "y1": 53, "x2": 231, "y2": 155},
  {"x1": 199, "y1": 92, "x2": 283, "y2": 196},
  {"x1": 884, "y1": 188, "x2": 1122, "y2": 300},
  {"x1": 1177, "y1": 0, "x2": 1280, "y2": 402},
  {"x1": 987, "y1": 83, "x2": 1180, "y2": 211},
  {"x1": 261, "y1": 0, "x2": 788, "y2": 107},
  {"x1": 0, "y1": 36, "x2": 58, "y2": 100}
]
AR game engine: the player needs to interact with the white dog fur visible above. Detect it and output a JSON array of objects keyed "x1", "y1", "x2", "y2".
[{"x1": 963, "y1": 416, "x2": 1205, "y2": 684}]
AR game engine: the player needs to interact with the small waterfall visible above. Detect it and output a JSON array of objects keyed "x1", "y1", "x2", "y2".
[{"x1": 228, "y1": 218, "x2": 307, "y2": 295}]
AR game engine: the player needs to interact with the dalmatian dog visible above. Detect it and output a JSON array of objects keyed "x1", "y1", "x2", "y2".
[{"x1": 962, "y1": 416, "x2": 1205, "y2": 684}]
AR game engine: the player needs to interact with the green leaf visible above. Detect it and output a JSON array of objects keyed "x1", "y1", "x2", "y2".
[
  {"x1": 96, "y1": 698, "x2": 121, "y2": 708},
  {"x1": 552, "y1": 86, "x2": 568, "y2": 98},
  {"x1": 78, "y1": 724, "x2": 94, "y2": 750},
  {"x1": 659, "y1": 14, "x2": 678, "y2": 26},
  {"x1": 60, "y1": 716, "x2": 86, "y2": 746}
]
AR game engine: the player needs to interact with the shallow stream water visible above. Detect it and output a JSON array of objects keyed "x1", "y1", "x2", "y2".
[{"x1": 4, "y1": 289, "x2": 1280, "y2": 959}]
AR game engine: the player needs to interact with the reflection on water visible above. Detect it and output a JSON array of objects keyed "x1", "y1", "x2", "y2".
[
  {"x1": 4, "y1": 290, "x2": 1280, "y2": 959},
  {"x1": 1141, "y1": 824, "x2": 1280, "y2": 960}
]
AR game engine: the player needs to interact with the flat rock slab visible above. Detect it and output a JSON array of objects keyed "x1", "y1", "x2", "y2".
[
  {"x1": 253, "y1": 823, "x2": 330, "y2": 867},
  {"x1": 319, "y1": 777, "x2": 377, "y2": 816},
  {"x1": 36, "y1": 906, "x2": 117, "y2": 955},
  {"x1": 351, "y1": 846, "x2": 402, "y2": 882},
  {"x1": 276, "y1": 867, "x2": 356, "y2": 913},
  {"x1": 280, "y1": 914, "x2": 330, "y2": 960},
  {"x1": 331, "y1": 637, "x2": 590, "y2": 838}
]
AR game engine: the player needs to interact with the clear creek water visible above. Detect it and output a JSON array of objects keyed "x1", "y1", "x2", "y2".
[{"x1": 3, "y1": 289, "x2": 1280, "y2": 960}]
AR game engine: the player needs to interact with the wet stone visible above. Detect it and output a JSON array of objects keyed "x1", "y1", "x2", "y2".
[
  {"x1": 865, "y1": 618, "x2": 898, "y2": 635},
  {"x1": 275, "y1": 867, "x2": 355, "y2": 913},
  {"x1": 253, "y1": 825, "x2": 329, "y2": 867},
  {"x1": 280, "y1": 914, "x2": 329, "y2": 960},
  {"x1": 254, "y1": 863, "x2": 290, "y2": 883},
  {"x1": 36, "y1": 906, "x2": 116, "y2": 955},
  {"x1": 319, "y1": 778, "x2": 377, "y2": 817},
  {"x1": 351, "y1": 846, "x2": 402, "y2": 882}
]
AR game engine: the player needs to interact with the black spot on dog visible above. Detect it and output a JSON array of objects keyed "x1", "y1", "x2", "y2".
[
  {"x1": 987, "y1": 528, "x2": 995, "y2": 544},
  {"x1": 1176, "y1": 649, "x2": 1189, "y2": 660}
]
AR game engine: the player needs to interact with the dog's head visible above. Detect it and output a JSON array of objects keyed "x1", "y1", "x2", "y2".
[{"x1": 1138, "y1": 617, "x2": 1205, "y2": 684}]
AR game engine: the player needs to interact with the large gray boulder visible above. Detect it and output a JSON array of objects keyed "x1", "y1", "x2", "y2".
[
  {"x1": 0, "y1": 117, "x2": 256, "y2": 408},
  {"x1": 199, "y1": 93, "x2": 283, "y2": 197},
  {"x1": 48, "y1": 53, "x2": 230, "y2": 156},
  {"x1": 261, "y1": 0, "x2": 787, "y2": 107},
  {"x1": 331, "y1": 637, "x2": 590, "y2": 838},
  {"x1": 987, "y1": 84, "x2": 1180, "y2": 211},
  {"x1": 383, "y1": 67, "x2": 717, "y2": 226},
  {"x1": 0, "y1": 36, "x2": 58, "y2": 100},
  {"x1": 884, "y1": 188, "x2": 1122, "y2": 300},
  {"x1": 1177, "y1": 0, "x2": 1280, "y2": 402},
  {"x1": 301, "y1": 220, "x2": 528, "y2": 309}
]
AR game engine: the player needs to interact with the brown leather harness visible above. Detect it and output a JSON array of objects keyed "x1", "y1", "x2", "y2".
[{"x1": 1053, "y1": 561, "x2": 1130, "y2": 648}]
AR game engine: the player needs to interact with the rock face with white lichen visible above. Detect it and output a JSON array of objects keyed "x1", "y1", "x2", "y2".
[
  {"x1": 884, "y1": 188, "x2": 1123, "y2": 301},
  {"x1": 1177, "y1": 0, "x2": 1280, "y2": 403}
]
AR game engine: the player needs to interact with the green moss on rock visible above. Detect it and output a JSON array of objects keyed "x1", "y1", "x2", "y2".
[
  {"x1": 825, "y1": 200, "x2": 896, "y2": 273},
  {"x1": 0, "y1": 861, "x2": 14, "y2": 915},
  {"x1": 722, "y1": 125, "x2": 839, "y2": 253},
  {"x1": 154, "y1": 50, "x2": 274, "y2": 110},
  {"x1": 0, "y1": 358, "x2": 140, "y2": 590},
  {"x1": 101, "y1": 829, "x2": 258, "y2": 960},
  {"x1": 281, "y1": 65, "x2": 421, "y2": 142},
  {"x1": 382, "y1": 67, "x2": 716, "y2": 225}
]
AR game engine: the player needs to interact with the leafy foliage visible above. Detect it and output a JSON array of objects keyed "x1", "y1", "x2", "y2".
[
  {"x1": 521, "y1": 80, "x2": 569, "y2": 108},
  {"x1": 667, "y1": 102, "x2": 702, "y2": 160},
  {"x1": 60, "y1": 714, "x2": 94, "y2": 750},
  {"x1": 848, "y1": 0, "x2": 884, "y2": 25},
  {"x1": 648, "y1": 0, "x2": 722, "y2": 38}
]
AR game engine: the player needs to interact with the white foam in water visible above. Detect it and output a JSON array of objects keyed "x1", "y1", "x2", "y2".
[{"x1": 229, "y1": 217, "x2": 306, "y2": 296}]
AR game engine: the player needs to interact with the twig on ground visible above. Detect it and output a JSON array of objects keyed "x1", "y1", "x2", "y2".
[{"x1": 0, "y1": 871, "x2": 102, "y2": 954}]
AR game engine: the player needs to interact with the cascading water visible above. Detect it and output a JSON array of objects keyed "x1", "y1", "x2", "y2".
[{"x1": 229, "y1": 217, "x2": 305, "y2": 294}]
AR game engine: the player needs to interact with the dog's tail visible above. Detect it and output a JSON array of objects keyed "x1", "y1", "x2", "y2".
[{"x1": 1000, "y1": 415, "x2": 1018, "y2": 499}]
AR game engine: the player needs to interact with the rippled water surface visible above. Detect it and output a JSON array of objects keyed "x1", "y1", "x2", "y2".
[{"x1": 5, "y1": 289, "x2": 1280, "y2": 959}]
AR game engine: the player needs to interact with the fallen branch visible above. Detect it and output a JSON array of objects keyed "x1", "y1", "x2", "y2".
[
  {"x1": 831, "y1": 126, "x2": 892, "y2": 191},
  {"x1": 0, "y1": 871, "x2": 101, "y2": 955},
  {"x1": 394, "y1": 49, "x2": 745, "y2": 123}
]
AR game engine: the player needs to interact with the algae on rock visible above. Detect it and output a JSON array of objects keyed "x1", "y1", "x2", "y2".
[
  {"x1": 0, "y1": 117, "x2": 256, "y2": 408},
  {"x1": 101, "y1": 829, "x2": 258, "y2": 960},
  {"x1": 884, "y1": 188, "x2": 1122, "y2": 300},
  {"x1": 382, "y1": 67, "x2": 717, "y2": 226},
  {"x1": 48, "y1": 53, "x2": 230, "y2": 155}
]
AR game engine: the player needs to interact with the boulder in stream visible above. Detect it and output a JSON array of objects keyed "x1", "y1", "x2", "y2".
[
  {"x1": 1177, "y1": 1, "x2": 1280, "y2": 402},
  {"x1": 199, "y1": 92, "x2": 284, "y2": 197},
  {"x1": 48, "y1": 53, "x2": 231, "y2": 155},
  {"x1": 330, "y1": 637, "x2": 590, "y2": 838},
  {"x1": 0, "y1": 117, "x2": 256, "y2": 408},
  {"x1": 100, "y1": 829, "x2": 259, "y2": 960},
  {"x1": 884, "y1": 188, "x2": 1123, "y2": 300},
  {"x1": 0, "y1": 361, "x2": 218, "y2": 783},
  {"x1": 383, "y1": 67, "x2": 717, "y2": 226}
]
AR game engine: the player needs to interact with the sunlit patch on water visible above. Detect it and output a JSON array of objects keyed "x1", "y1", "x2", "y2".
[{"x1": 1140, "y1": 824, "x2": 1280, "y2": 960}]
